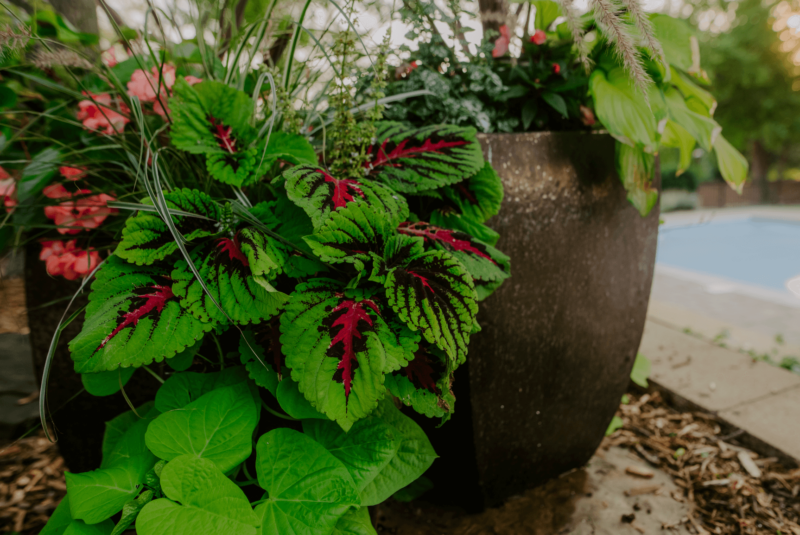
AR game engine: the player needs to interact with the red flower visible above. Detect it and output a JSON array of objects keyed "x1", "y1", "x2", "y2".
[
  {"x1": 40, "y1": 240, "x2": 101, "y2": 280},
  {"x1": 552, "y1": 63, "x2": 561, "y2": 74},
  {"x1": 580, "y1": 105, "x2": 597, "y2": 126},
  {"x1": 492, "y1": 25, "x2": 511, "y2": 58},
  {"x1": 77, "y1": 92, "x2": 130, "y2": 135},
  {"x1": 59, "y1": 166, "x2": 87, "y2": 181},
  {"x1": 43, "y1": 187, "x2": 118, "y2": 235},
  {"x1": 531, "y1": 30, "x2": 546, "y2": 45},
  {"x1": 0, "y1": 168, "x2": 16, "y2": 212}
]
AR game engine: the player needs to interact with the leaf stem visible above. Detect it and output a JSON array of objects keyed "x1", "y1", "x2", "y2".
[
  {"x1": 211, "y1": 333, "x2": 225, "y2": 369},
  {"x1": 260, "y1": 399, "x2": 297, "y2": 421},
  {"x1": 142, "y1": 365, "x2": 165, "y2": 384}
]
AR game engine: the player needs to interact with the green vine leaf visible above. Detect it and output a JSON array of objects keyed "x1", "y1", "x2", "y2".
[
  {"x1": 275, "y1": 377, "x2": 327, "y2": 420},
  {"x1": 101, "y1": 402, "x2": 160, "y2": 469},
  {"x1": 384, "y1": 346, "x2": 455, "y2": 419},
  {"x1": 283, "y1": 165, "x2": 408, "y2": 230},
  {"x1": 136, "y1": 455, "x2": 259, "y2": 535},
  {"x1": 331, "y1": 508, "x2": 377, "y2": 535},
  {"x1": 254, "y1": 428, "x2": 360, "y2": 535},
  {"x1": 366, "y1": 122, "x2": 484, "y2": 193},
  {"x1": 154, "y1": 366, "x2": 256, "y2": 413},
  {"x1": 81, "y1": 367, "x2": 136, "y2": 397},
  {"x1": 280, "y1": 279, "x2": 390, "y2": 430},
  {"x1": 110, "y1": 489, "x2": 154, "y2": 535},
  {"x1": 439, "y1": 162, "x2": 503, "y2": 223},
  {"x1": 115, "y1": 189, "x2": 221, "y2": 266},
  {"x1": 383, "y1": 250, "x2": 478, "y2": 364},
  {"x1": 40, "y1": 496, "x2": 114, "y2": 535},
  {"x1": 69, "y1": 256, "x2": 215, "y2": 374},
  {"x1": 145, "y1": 380, "x2": 259, "y2": 472}
]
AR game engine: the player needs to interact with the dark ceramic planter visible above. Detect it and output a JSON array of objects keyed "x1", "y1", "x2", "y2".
[{"x1": 418, "y1": 131, "x2": 660, "y2": 509}]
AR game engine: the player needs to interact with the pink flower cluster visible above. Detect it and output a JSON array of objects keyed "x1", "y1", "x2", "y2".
[
  {"x1": 43, "y1": 183, "x2": 117, "y2": 235},
  {"x1": 78, "y1": 93, "x2": 130, "y2": 135},
  {"x1": 0, "y1": 167, "x2": 15, "y2": 212},
  {"x1": 127, "y1": 64, "x2": 201, "y2": 117},
  {"x1": 492, "y1": 25, "x2": 511, "y2": 58},
  {"x1": 40, "y1": 240, "x2": 101, "y2": 280}
]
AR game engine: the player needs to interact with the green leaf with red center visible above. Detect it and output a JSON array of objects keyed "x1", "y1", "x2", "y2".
[
  {"x1": 280, "y1": 279, "x2": 393, "y2": 430},
  {"x1": 171, "y1": 230, "x2": 288, "y2": 325},
  {"x1": 365, "y1": 122, "x2": 484, "y2": 194},
  {"x1": 239, "y1": 319, "x2": 285, "y2": 396},
  {"x1": 398, "y1": 221, "x2": 510, "y2": 301},
  {"x1": 304, "y1": 202, "x2": 393, "y2": 273},
  {"x1": 438, "y1": 162, "x2": 504, "y2": 224},
  {"x1": 69, "y1": 256, "x2": 215, "y2": 374},
  {"x1": 383, "y1": 250, "x2": 477, "y2": 364},
  {"x1": 115, "y1": 188, "x2": 221, "y2": 266},
  {"x1": 282, "y1": 165, "x2": 409, "y2": 230},
  {"x1": 385, "y1": 345, "x2": 455, "y2": 419},
  {"x1": 205, "y1": 147, "x2": 260, "y2": 187}
]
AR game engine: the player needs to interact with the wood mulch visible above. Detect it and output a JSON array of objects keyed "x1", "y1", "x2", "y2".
[
  {"x1": 606, "y1": 391, "x2": 800, "y2": 535},
  {"x1": 0, "y1": 432, "x2": 66, "y2": 534}
]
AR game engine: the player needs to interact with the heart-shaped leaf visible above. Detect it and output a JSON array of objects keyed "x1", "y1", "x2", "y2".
[
  {"x1": 81, "y1": 367, "x2": 136, "y2": 397},
  {"x1": 254, "y1": 428, "x2": 360, "y2": 535},
  {"x1": 331, "y1": 508, "x2": 377, "y2": 535},
  {"x1": 275, "y1": 377, "x2": 327, "y2": 420},
  {"x1": 101, "y1": 402, "x2": 159, "y2": 469},
  {"x1": 40, "y1": 495, "x2": 114, "y2": 535},
  {"x1": 154, "y1": 366, "x2": 254, "y2": 412}
]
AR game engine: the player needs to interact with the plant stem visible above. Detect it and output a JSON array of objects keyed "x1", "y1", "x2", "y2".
[
  {"x1": 142, "y1": 365, "x2": 165, "y2": 384},
  {"x1": 261, "y1": 399, "x2": 297, "y2": 421}
]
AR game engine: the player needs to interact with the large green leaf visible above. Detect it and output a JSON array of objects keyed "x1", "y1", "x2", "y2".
[
  {"x1": 260, "y1": 131, "x2": 317, "y2": 167},
  {"x1": 115, "y1": 189, "x2": 221, "y2": 266},
  {"x1": 145, "y1": 381, "x2": 259, "y2": 472},
  {"x1": 383, "y1": 250, "x2": 478, "y2": 364},
  {"x1": 275, "y1": 377, "x2": 328, "y2": 420},
  {"x1": 280, "y1": 279, "x2": 390, "y2": 430},
  {"x1": 670, "y1": 67, "x2": 716, "y2": 115},
  {"x1": 366, "y1": 122, "x2": 484, "y2": 193},
  {"x1": 302, "y1": 417, "x2": 401, "y2": 492},
  {"x1": 254, "y1": 428, "x2": 360, "y2": 535},
  {"x1": 137, "y1": 455, "x2": 259, "y2": 535},
  {"x1": 331, "y1": 508, "x2": 377, "y2": 535},
  {"x1": 359, "y1": 398, "x2": 437, "y2": 506},
  {"x1": 101, "y1": 402, "x2": 159, "y2": 469},
  {"x1": 110, "y1": 489, "x2": 154, "y2": 535},
  {"x1": 66, "y1": 453, "x2": 156, "y2": 524},
  {"x1": 714, "y1": 134, "x2": 748, "y2": 193},
  {"x1": 616, "y1": 143, "x2": 658, "y2": 217},
  {"x1": 70, "y1": 256, "x2": 215, "y2": 374},
  {"x1": 532, "y1": 0, "x2": 561, "y2": 30},
  {"x1": 652, "y1": 14, "x2": 696, "y2": 72},
  {"x1": 283, "y1": 165, "x2": 409, "y2": 230},
  {"x1": 154, "y1": 366, "x2": 255, "y2": 412},
  {"x1": 384, "y1": 346, "x2": 455, "y2": 419},
  {"x1": 663, "y1": 87, "x2": 720, "y2": 152},
  {"x1": 81, "y1": 367, "x2": 136, "y2": 397},
  {"x1": 41, "y1": 496, "x2": 115, "y2": 535},
  {"x1": 660, "y1": 120, "x2": 696, "y2": 174},
  {"x1": 439, "y1": 162, "x2": 503, "y2": 224}
]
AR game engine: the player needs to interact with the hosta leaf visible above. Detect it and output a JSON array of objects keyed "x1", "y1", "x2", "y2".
[
  {"x1": 384, "y1": 250, "x2": 478, "y2": 363},
  {"x1": 714, "y1": 134, "x2": 748, "y2": 192},
  {"x1": 66, "y1": 453, "x2": 156, "y2": 524},
  {"x1": 115, "y1": 189, "x2": 221, "y2": 266},
  {"x1": 663, "y1": 87, "x2": 720, "y2": 152},
  {"x1": 304, "y1": 203, "x2": 393, "y2": 272},
  {"x1": 254, "y1": 428, "x2": 360, "y2": 535},
  {"x1": 359, "y1": 398, "x2": 437, "y2": 506},
  {"x1": 145, "y1": 381, "x2": 259, "y2": 472},
  {"x1": 172, "y1": 236, "x2": 288, "y2": 325},
  {"x1": 616, "y1": 143, "x2": 658, "y2": 217},
  {"x1": 283, "y1": 165, "x2": 408, "y2": 230},
  {"x1": 302, "y1": 417, "x2": 401, "y2": 493},
  {"x1": 280, "y1": 279, "x2": 389, "y2": 430},
  {"x1": 136, "y1": 455, "x2": 259, "y2": 535},
  {"x1": 440, "y1": 162, "x2": 503, "y2": 223},
  {"x1": 260, "y1": 131, "x2": 317, "y2": 167},
  {"x1": 101, "y1": 402, "x2": 159, "y2": 469},
  {"x1": 81, "y1": 367, "x2": 136, "y2": 397},
  {"x1": 331, "y1": 508, "x2": 377, "y2": 535},
  {"x1": 366, "y1": 122, "x2": 484, "y2": 193},
  {"x1": 239, "y1": 321, "x2": 284, "y2": 396},
  {"x1": 384, "y1": 346, "x2": 455, "y2": 419},
  {"x1": 41, "y1": 496, "x2": 114, "y2": 535},
  {"x1": 154, "y1": 366, "x2": 254, "y2": 412},
  {"x1": 70, "y1": 256, "x2": 215, "y2": 374}
]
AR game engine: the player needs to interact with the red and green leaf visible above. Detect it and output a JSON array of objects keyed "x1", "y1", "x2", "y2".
[
  {"x1": 385, "y1": 345, "x2": 455, "y2": 419},
  {"x1": 383, "y1": 250, "x2": 477, "y2": 364},
  {"x1": 69, "y1": 256, "x2": 215, "y2": 374},
  {"x1": 115, "y1": 188, "x2": 221, "y2": 266},
  {"x1": 239, "y1": 319, "x2": 285, "y2": 396},
  {"x1": 279, "y1": 279, "x2": 390, "y2": 430},
  {"x1": 439, "y1": 162, "x2": 504, "y2": 224},
  {"x1": 365, "y1": 122, "x2": 484, "y2": 194},
  {"x1": 282, "y1": 165, "x2": 408, "y2": 230}
]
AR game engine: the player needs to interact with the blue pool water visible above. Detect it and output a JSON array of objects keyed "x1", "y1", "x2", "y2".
[{"x1": 656, "y1": 218, "x2": 800, "y2": 293}]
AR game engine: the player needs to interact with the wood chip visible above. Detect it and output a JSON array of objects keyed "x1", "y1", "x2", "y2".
[
  {"x1": 625, "y1": 465, "x2": 655, "y2": 479},
  {"x1": 625, "y1": 484, "x2": 663, "y2": 496},
  {"x1": 737, "y1": 451, "x2": 763, "y2": 478}
]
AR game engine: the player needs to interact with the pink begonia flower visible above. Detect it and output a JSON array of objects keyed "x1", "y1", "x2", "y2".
[
  {"x1": 102, "y1": 49, "x2": 118, "y2": 68},
  {"x1": 184, "y1": 76, "x2": 203, "y2": 85},
  {"x1": 530, "y1": 30, "x2": 547, "y2": 45},
  {"x1": 59, "y1": 166, "x2": 87, "y2": 181},
  {"x1": 43, "y1": 183, "x2": 70, "y2": 199},
  {"x1": 492, "y1": 25, "x2": 511, "y2": 58},
  {"x1": 77, "y1": 93, "x2": 130, "y2": 135},
  {"x1": 128, "y1": 65, "x2": 202, "y2": 117},
  {"x1": 0, "y1": 167, "x2": 15, "y2": 212},
  {"x1": 580, "y1": 105, "x2": 597, "y2": 126},
  {"x1": 39, "y1": 240, "x2": 101, "y2": 280},
  {"x1": 43, "y1": 188, "x2": 118, "y2": 235}
]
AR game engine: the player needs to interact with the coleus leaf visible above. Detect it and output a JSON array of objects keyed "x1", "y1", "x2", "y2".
[
  {"x1": 365, "y1": 121, "x2": 484, "y2": 194},
  {"x1": 384, "y1": 345, "x2": 455, "y2": 419},
  {"x1": 275, "y1": 377, "x2": 328, "y2": 420},
  {"x1": 398, "y1": 221, "x2": 510, "y2": 301},
  {"x1": 279, "y1": 279, "x2": 390, "y2": 430},
  {"x1": 439, "y1": 162, "x2": 503, "y2": 223},
  {"x1": 254, "y1": 428, "x2": 360, "y2": 535},
  {"x1": 171, "y1": 232, "x2": 288, "y2": 325},
  {"x1": 250, "y1": 192, "x2": 314, "y2": 248},
  {"x1": 429, "y1": 210, "x2": 500, "y2": 247},
  {"x1": 145, "y1": 380, "x2": 259, "y2": 472},
  {"x1": 69, "y1": 256, "x2": 215, "y2": 374},
  {"x1": 259, "y1": 130, "x2": 317, "y2": 167},
  {"x1": 205, "y1": 147, "x2": 260, "y2": 187},
  {"x1": 283, "y1": 165, "x2": 409, "y2": 230},
  {"x1": 304, "y1": 202, "x2": 393, "y2": 273},
  {"x1": 383, "y1": 249, "x2": 478, "y2": 364},
  {"x1": 115, "y1": 189, "x2": 221, "y2": 266},
  {"x1": 136, "y1": 455, "x2": 259, "y2": 535},
  {"x1": 239, "y1": 320, "x2": 283, "y2": 396}
]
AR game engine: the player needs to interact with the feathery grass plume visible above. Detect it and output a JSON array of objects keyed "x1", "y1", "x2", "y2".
[
  {"x1": 31, "y1": 49, "x2": 93, "y2": 71},
  {"x1": 591, "y1": 0, "x2": 652, "y2": 97},
  {"x1": 619, "y1": 0, "x2": 665, "y2": 64},
  {"x1": 558, "y1": 0, "x2": 593, "y2": 72},
  {"x1": 0, "y1": 26, "x2": 31, "y2": 53}
]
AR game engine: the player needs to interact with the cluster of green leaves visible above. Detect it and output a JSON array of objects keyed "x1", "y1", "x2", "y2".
[
  {"x1": 42, "y1": 68, "x2": 509, "y2": 533},
  {"x1": 377, "y1": 0, "x2": 748, "y2": 216}
]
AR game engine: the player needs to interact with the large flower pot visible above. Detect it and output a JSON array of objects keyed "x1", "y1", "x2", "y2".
[{"x1": 417, "y1": 131, "x2": 660, "y2": 509}]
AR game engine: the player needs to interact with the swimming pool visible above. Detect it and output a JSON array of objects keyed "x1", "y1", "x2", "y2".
[{"x1": 656, "y1": 217, "x2": 800, "y2": 295}]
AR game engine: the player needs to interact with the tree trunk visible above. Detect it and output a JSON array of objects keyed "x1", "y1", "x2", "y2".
[
  {"x1": 750, "y1": 140, "x2": 772, "y2": 204},
  {"x1": 479, "y1": 0, "x2": 509, "y2": 36},
  {"x1": 48, "y1": 0, "x2": 98, "y2": 35}
]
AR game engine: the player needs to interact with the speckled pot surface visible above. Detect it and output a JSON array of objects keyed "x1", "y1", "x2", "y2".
[{"x1": 465, "y1": 131, "x2": 660, "y2": 506}]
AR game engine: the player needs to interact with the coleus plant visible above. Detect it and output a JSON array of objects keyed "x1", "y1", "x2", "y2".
[{"x1": 40, "y1": 61, "x2": 510, "y2": 535}]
